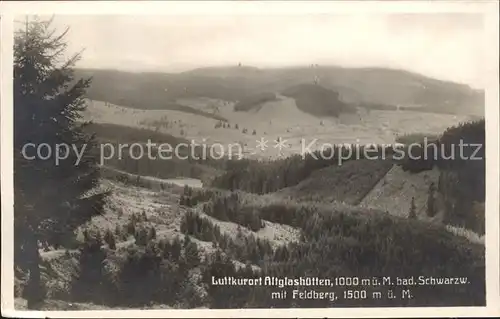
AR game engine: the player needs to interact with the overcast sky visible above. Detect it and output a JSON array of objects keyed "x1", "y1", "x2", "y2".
[{"x1": 42, "y1": 14, "x2": 484, "y2": 88}]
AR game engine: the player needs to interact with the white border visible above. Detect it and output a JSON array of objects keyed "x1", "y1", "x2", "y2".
[{"x1": 1, "y1": 1, "x2": 499, "y2": 318}]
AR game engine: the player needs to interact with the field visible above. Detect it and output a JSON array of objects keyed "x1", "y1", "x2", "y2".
[{"x1": 82, "y1": 97, "x2": 475, "y2": 160}]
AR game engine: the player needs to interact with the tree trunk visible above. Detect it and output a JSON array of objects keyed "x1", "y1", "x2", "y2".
[{"x1": 24, "y1": 229, "x2": 44, "y2": 309}]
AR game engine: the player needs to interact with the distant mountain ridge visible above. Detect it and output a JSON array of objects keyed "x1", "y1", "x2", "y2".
[{"x1": 76, "y1": 65, "x2": 484, "y2": 117}]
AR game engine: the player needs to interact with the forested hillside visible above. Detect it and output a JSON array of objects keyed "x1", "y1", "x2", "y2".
[
  {"x1": 75, "y1": 66, "x2": 484, "y2": 116},
  {"x1": 14, "y1": 18, "x2": 486, "y2": 311}
]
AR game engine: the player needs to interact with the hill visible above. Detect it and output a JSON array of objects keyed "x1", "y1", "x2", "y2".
[
  {"x1": 76, "y1": 66, "x2": 484, "y2": 116},
  {"x1": 21, "y1": 178, "x2": 485, "y2": 308},
  {"x1": 81, "y1": 122, "x2": 224, "y2": 184},
  {"x1": 76, "y1": 69, "x2": 227, "y2": 121},
  {"x1": 16, "y1": 118, "x2": 485, "y2": 309}
]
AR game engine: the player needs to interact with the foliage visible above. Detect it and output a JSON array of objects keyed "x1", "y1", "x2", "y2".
[
  {"x1": 14, "y1": 17, "x2": 108, "y2": 308},
  {"x1": 281, "y1": 83, "x2": 355, "y2": 117},
  {"x1": 233, "y1": 92, "x2": 277, "y2": 112}
]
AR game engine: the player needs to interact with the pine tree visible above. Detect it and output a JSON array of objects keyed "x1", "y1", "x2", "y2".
[
  {"x1": 183, "y1": 184, "x2": 189, "y2": 196},
  {"x1": 82, "y1": 228, "x2": 90, "y2": 242},
  {"x1": 237, "y1": 225, "x2": 243, "y2": 239},
  {"x1": 14, "y1": 17, "x2": 109, "y2": 308},
  {"x1": 71, "y1": 236, "x2": 111, "y2": 303},
  {"x1": 104, "y1": 228, "x2": 116, "y2": 250},
  {"x1": 184, "y1": 241, "x2": 201, "y2": 267},
  {"x1": 183, "y1": 234, "x2": 191, "y2": 248},
  {"x1": 426, "y1": 182, "x2": 436, "y2": 217},
  {"x1": 134, "y1": 228, "x2": 148, "y2": 246},
  {"x1": 114, "y1": 224, "x2": 121, "y2": 237},
  {"x1": 408, "y1": 197, "x2": 417, "y2": 219},
  {"x1": 171, "y1": 236, "x2": 182, "y2": 261},
  {"x1": 126, "y1": 219, "x2": 136, "y2": 235},
  {"x1": 95, "y1": 229, "x2": 103, "y2": 245},
  {"x1": 149, "y1": 226, "x2": 157, "y2": 241}
]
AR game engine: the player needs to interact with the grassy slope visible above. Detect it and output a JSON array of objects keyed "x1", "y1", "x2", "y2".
[
  {"x1": 276, "y1": 159, "x2": 393, "y2": 205},
  {"x1": 360, "y1": 164, "x2": 440, "y2": 217},
  {"x1": 77, "y1": 69, "x2": 227, "y2": 121}
]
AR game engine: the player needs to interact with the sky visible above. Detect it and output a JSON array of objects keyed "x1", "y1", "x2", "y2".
[{"x1": 39, "y1": 14, "x2": 484, "y2": 88}]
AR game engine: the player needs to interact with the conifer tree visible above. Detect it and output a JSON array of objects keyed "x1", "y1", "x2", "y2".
[
  {"x1": 71, "y1": 234, "x2": 111, "y2": 303},
  {"x1": 134, "y1": 228, "x2": 148, "y2": 246},
  {"x1": 104, "y1": 228, "x2": 116, "y2": 250},
  {"x1": 127, "y1": 219, "x2": 136, "y2": 235},
  {"x1": 426, "y1": 182, "x2": 436, "y2": 217},
  {"x1": 171, "y1": 236, "x2": 182, "y2": 261},
  {"x1": 114, "y1": 224, "x2": 121, "y2": 237},
  {"x1": 95, "y1": 229, "x2": 103, "y2": 245},
  {"x1": 408, "y1": 197, "x2": 417, "y2": 219},
  {"x1": 14, "y1": 17, "x2": 108, "y2": 308},
  {"x1": 149, "y1": 226, "x2": 157, "y2": 241},
  {"x1": 184, "y1": 241, "x2": 201, "y2": 267}
]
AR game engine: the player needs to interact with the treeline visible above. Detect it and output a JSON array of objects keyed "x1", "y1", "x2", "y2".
[
  {"x1": 397, "y1": 119, "x2": 485, "y2": 234},
  {"x1": 210, "y1": 145, "x2": 392, "y2": 194},
  {"x1": 438, "y1": 119, "x2": 485, "y2": 234},
  {"x1": 83, "y1": 122, "x2": 189, "y2": 147},
  {"x1": 202, "y1": 192, "x2": 264, "y2": 231},
  {"x1": 180, "y1": 186, "x2": 264, "y2": 231},
  {"x1": 180, "y1": 210, "x2": 274, "y2": 265},
  {"x1": 69, "y1": 230, "x2": 205, "y2": 308},
  {"x1": 277, "y1": 159, "x2": 393, "y2": 205}
]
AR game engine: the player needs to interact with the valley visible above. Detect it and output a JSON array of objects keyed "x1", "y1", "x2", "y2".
[{"x1": 15, "y1": 66, "x2": 486, "y2": 310}]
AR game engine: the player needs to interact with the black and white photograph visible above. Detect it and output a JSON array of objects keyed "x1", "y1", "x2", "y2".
[{"x1": 1, "y1": 1, "x2": 499, "y2": 317}]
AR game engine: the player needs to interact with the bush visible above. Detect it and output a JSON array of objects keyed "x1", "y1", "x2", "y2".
[{"x1": 70, "y1": 236, "x2": 114, "y2": 304}]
